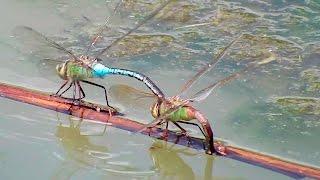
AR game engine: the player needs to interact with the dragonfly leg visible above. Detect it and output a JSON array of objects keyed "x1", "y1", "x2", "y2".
[
  {"x1": 80, "y1": 80, "x2": 116, "y2": 116},
  {"x1": 72, "y1": 81, "x2": 76, "y2": 100},
  {"x1": 160, "y1": 122, "x2": 169, "y2": 140},
  {"x1": 81, "y1": 80, "x2": 110, "y2": 104},
  {"x1": 173, "y1": 122, "x2": 192, "y2": 145},
  {"x1": 172, "y1": 122, "x2": 187, "y2": 134},
  {"x1": 53, "y1": 80, "x2": 69, "y2": 96},
  {"x1": 76, "y1": 81, "x2": 86, "y2": 100},
  {"x1": 71, "y1": 81, "x2": 83, "y2": 105},
  {"x1": 146, "y1": 120, "x2": 164, "y2": 136},
  {"x1": 58, "y1": 81, "x2": 74, "y2": 97},
  {"x1": 176, "y1": 121, "x2": 206, "y2": 138}
]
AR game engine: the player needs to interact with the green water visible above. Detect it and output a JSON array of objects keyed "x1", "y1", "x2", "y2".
[{"x1": 0, "y1": 0, "x2": 319, "y2": 179}]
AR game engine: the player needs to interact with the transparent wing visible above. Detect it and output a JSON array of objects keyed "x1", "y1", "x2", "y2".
[
  {"x1": 95, "y1": 0, "x2": 174, "y2": 59},
  {"x1": 189, "y1": 52, "x2": 277, "y2": 103},
  {"x1": 137, "y1": 53, "x2": 277, "y2": 133},
  {"x1": 85, "y1": 0, "x2": 123, "y2": 54},
  {"x1": 109, "y1": 84, "x2": 158, "y2": 109},
  {"x1": 177, "y1": 34, "x2": 242, "y2": 97},
  {"x1": 12, "y1": 26, "x2": 78, "y2": 62}
]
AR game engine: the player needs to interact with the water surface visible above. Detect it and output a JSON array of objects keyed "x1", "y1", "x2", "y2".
[{"x1": 0, "y1": 0, "x2": 319, "y2": 179}]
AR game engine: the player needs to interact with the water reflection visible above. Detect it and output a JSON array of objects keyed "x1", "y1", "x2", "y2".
[
  {"x1": 52, "y1": 115, "x2": 156, "y2": 179},
  {"x1": 53, "y1": 117, "x2": 218, "y2": 179},
  {"x1": 149, "y1": 140, "x2": 215, "y2": 180},
  {"x1": 52, "y1": 117, "x2": 108, "y2": 179}
]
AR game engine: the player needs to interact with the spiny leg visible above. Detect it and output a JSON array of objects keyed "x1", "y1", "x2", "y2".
[
  {"x1": 158, "y1": 121, "x2": 169, "y2": 139},
  {"x1": 58, "y1": 81, "x2": 74, "y2": 97},
  {"x1": 73, "y1": 81, "x2": 82, "y2": 101},
  {"x1": 146, "y1": 120, "x2": 164, "y2": 136},
  {"x1": 81, "y1": 80, "x2": 110, "y2": 106},
  {"x1": 70, "y1": 81, "x2": 84, "y2": 104},
  {"x1": 173, "y1": 122, "x2": 192, "y2": 144},
  {"x1": 172, "y1": 122, "x2": 187, "y2": 134},
  {"x1": 76, "y1": 81, "x2": 86, "y2": 100},
  {"x1": 162, "y1": 122, "x2": 169, "y2": 138},
  {"x1": 80, "y1": 80, "x2": 115, "y2": 116},
  {"x1": 72, "y1": 81, "x2": 76, "y2": 100},
  {"x1": 177, "y1": 120, "x2": 206, "y2": 138},
  {"x1": 54, "y1": 80, "x2": 69, "y2": 96}
]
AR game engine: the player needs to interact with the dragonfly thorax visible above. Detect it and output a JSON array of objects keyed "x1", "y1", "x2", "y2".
[
  {"x1": 151, "y1": 98, "x2": 193, "y2": 121},
  {"x1": 79, "y1": 55, "x2": 101, "y2": 66},
  {"x1": 55, "y1": 59, "x2": 94, "y2": 81}
]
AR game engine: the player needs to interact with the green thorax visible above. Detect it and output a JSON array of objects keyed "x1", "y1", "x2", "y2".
[
  {"x1": 159, "y1": 100, "x2": 194, "y2": 122},
  {"x1": 66, "y1": 62, "x2": 93, "y2": 80}
]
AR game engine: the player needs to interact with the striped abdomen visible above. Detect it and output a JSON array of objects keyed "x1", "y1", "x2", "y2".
[{"x1": 92, "y1": 63, "x2": 164, "y2": 98}]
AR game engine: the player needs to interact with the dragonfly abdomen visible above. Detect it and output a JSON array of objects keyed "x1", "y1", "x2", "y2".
[{"x1": 92, "y1": 64, "x2": 165, "y2": 98}]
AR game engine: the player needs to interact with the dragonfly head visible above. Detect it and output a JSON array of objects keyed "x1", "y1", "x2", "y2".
[{"x1": 56, "y1": 62, "x2": 68, "y2": 80}]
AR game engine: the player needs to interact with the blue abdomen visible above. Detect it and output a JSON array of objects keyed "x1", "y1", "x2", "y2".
[
  {"x1": 92, "y1": 63, "x2": 139, "y2": 78},
  {"x1": 92, "y1": 63, "x2": 112, "y2": 78},
  {"x1": 91, "y1": 63, "x2": 165, "y2": 98}
]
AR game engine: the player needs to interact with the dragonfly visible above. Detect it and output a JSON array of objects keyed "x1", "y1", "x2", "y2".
[
  {"x1": 12, "y1": 0, "x2": 174, "y2": 113},
  {"x1": 109, "y1": 35, "x2": 277, "y2": 155}
]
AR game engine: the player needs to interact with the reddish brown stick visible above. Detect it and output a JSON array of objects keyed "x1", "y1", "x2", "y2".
[{"x1": 0, "y1": 82, "x2": 319, "y2": 179}]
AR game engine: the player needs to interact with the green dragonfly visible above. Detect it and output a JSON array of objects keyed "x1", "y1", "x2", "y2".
[
  {"x1": 12, "y1": 0, "x2": 174, "y2": 113},
  {"x1": 109, "y1": 35, "x2": 277, "y2": 154}
]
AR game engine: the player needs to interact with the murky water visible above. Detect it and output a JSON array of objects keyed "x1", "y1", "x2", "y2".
[{"x1": 0, "y1": 0, "x2": 319, "y2": 179}]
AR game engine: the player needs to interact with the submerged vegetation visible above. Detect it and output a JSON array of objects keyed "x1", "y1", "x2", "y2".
[
  {"x1": 3, "y1": 0, "x2": 320, "y2": 178},
  {"x1": 300, "y1": 68, "x2": 320, "y2": 92},
  {"x1": 275, "y1": 96, "x2": 320, "y2": 115},
  {"x1": 122, "y1": 0, "x2": 198, "y2": 23},
  {"x1": 109, "y1": 34, "x2": 175, "y2": 57}
]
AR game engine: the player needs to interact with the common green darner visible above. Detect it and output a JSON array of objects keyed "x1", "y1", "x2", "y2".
[
  {"x1": 109, "y1": 36, "x2": 276, "y2": 155},
  {"x1": 12, "y1": 0, "x2": 174, "y2": 113}
]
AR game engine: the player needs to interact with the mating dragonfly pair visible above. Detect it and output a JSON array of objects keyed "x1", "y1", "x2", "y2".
[{"x1": 12, "y1": 0, "x2": 275, "y2": 155}]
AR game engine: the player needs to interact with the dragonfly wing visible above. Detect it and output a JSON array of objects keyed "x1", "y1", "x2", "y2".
[
  {"x1": 109, "y1": 84, "x2": 158, "y2": 110},
  {"x1": 189, "y1": 67, "x2": 251, "y2": 102},
  {"x1": 85, "y1": 0, "x2": 123, "y2": 55},
  {"x1": 12, "y1": 26, "x2": 78, "y2": 62},
  {"x1": 189, "y1": 53, "x2": 276, "y2": 103},
  {"x1": 177, "y1": 35, "x2": 242, "y2": 97},
  {"x1": 95, "y1": 0, "x2": 174, "y2": 59}
]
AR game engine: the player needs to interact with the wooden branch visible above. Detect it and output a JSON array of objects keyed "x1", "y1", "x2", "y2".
[{"x1": 0, "y1": 82, "x2": 319, "y2": 179}]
